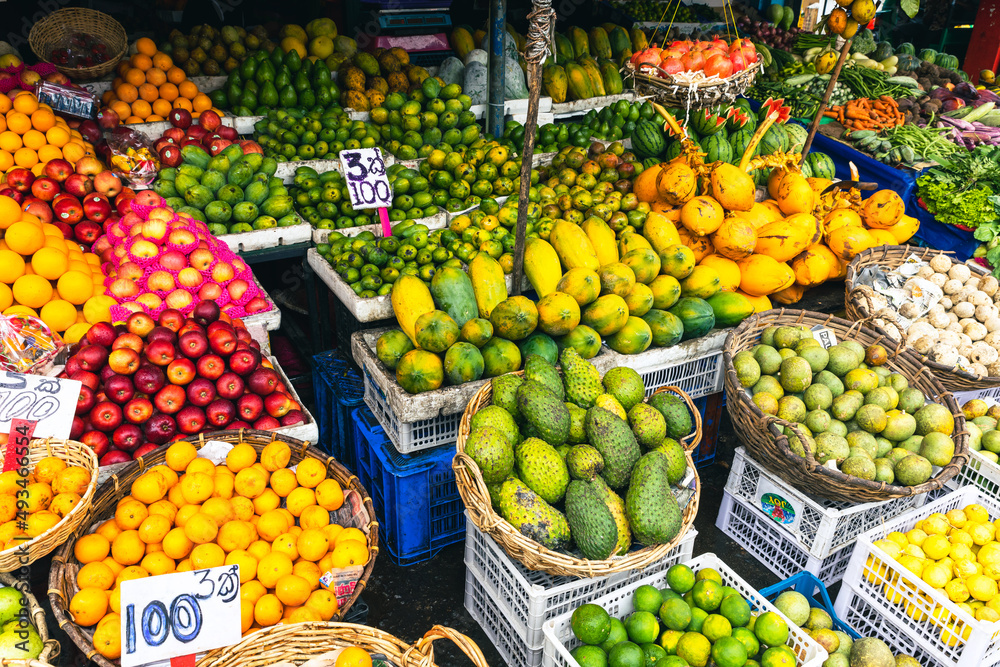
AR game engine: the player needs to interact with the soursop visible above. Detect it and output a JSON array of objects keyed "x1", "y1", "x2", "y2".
[
  {"x1": 525, "y1": 354, "x2": 564, "y2": 400},
  {"x1": 561, "y1": 347, "x2": 601, "y2": 408},
  {"x1": 499, "y1": 478, "x2": 570, "y2": 550},
  {"x1": 567, "y1": 444, "x2": 604, "y2": 480},
  {"x1": 517, "y1": 380, "x2": 571, "y2": 447},
  {"x1": 586, "y1": 405, "x2": 642, "y2": 489},
  {"x1": 470, "y1": 405, "x2": 519, "y2": 447},
  {"x1": 492, "y1": 374, "x2": 523, "y2": 421},
  {"x1": 602, "y1": 367, "x2": 645, "y2": 411},
  {"x1": 566, "y1": 402, "x2": 587, "y2": 444},
  {"x1": 628, "y1": 403, "x2": 667, "y2": 449},
  {"x1": 464, "y1": 426, "x2": 514, "y2": 484},
  {"x1": 516, "y1": 437, "x2": 570, "y2": 503},
  {"x1": 565, "y1": 480, "x2": 619, "y2": 560},
  {"x1": 648, "y1": 392, "x2": 693, "y2": 439}
]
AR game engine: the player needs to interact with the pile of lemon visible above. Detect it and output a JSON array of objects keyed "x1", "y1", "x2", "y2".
[
  {"x1": 68, "y1": 439, "x2": 371, "y2": 660},
  {"x1": 866, "y1": 502, "x2": 1000, "y2": 647},
  {"x1": 0, "y1": 456, "x2": 91, "y2": 548},
  {"x1": 0, "y1": 195, "x2": 114, "y2": 339}
]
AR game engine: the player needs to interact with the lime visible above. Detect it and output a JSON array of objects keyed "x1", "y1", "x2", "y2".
[
  {"x1": 721, "y1": 595, "x2": 752, "y2": 628},
  {"x1": 696, "y1": 568, "x2": 724, "y2": 584},
  {"x1": 687, "y1": 607, "x2": 709, "y2": 633},
  {"x1": 732, "y1": 627, "x2": 761, "y2": 659},
  {"x1": 683, "y1": 591, "x2": 695, "y2": 607},
  {"x1": 601, "y1": 618, "x2": 629, "y2": 654},
  {"x1": 702, "y1": 614, "x2": 733, "y2": 642},
  {"x1": 658, "y1": 629, "x2": 684, "y2": 655},
  {"x1": 712, "y1": 636, "x2": 750, "y2": 667},
  {"x1": 753, "y1": 612, "x2": 789, "y2": 648},
  {"x1": 676, "y1": 632, "x2": 712, "y2": 667},
  {"x1": 625, "y1": 611, "x2": 660, "y2": 644},
  {"x1": 667, "y1": 564, "x2": 697, "y2": 594},
  {"x1": 573, "y1": 604, "x2": 613, "y2": 645},
  {"x1": 721, "y1": 586, "x2": 742, "y2": 601},
  {"x1": 641, "y1": 642, "x2": 667, "y2": 667},
  {"x1": 660, "y1": 598, "x2": 693, "y2": 631},
  {"x1": 609, "y1": 641, "x2": 645, "y2": 667},
  {"x1": 572, "y1": 645, "x2": 609, "y2": 667},
  {"x1": 659, "y1": 657, "x2": 689, "y2": 667},
  {"x1": 747, "y1": 613, "x2": 758, "y2": 633},
  {"x1": 760, "y1": 646, "x2": 796, "y2": 667},
  {"x1": 692, "y1": 580, "x2": 725, "y2": 612},
  {"x1": 660, "y1": 589, "x2": 683, "y2": 603},
  {"x1": 746, "y1": 661, "x2": 762, "y2": 667},
  {"x1": 634, "y1": 585, "x2": 665, "y2": 614}
]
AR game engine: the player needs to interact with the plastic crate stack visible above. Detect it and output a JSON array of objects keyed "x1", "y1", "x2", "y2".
[
  {"x1": 352, "y1": 407, "x2": 465, "y2": 565},
  {"x1": 311, "y1": 351, "x2": 366, "y2": 469},
  {"x1": 464, "y1": 517, "x2": 697, "y2": 667},
  {"x1": 716, "y1": 447, "x2": 928, "y2": 586}
]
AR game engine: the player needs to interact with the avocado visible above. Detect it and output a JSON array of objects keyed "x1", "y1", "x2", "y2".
[
  {"x1": 565, "y1": 479, "x2": 619, "y2": 560},
  {"x1": 498, "y1": 477, "x2": 570, "y2": 550},
  {"x1": 625, "y1": 451, "x2": 683, "y2": 546},
  {"x1": 585, "y1": 405, "x2": 641, "y2": 489}
]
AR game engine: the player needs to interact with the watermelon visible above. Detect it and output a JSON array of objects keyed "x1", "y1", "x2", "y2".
[
  {"x1": 632, "y1": 119, "x2": 666, "y2": 158},
  {"x1": 784, "y1": 124, "x2": 807, "y2": 152},
  {"x1": 759, "y1": 124, "x2": 787, "y2": 155},
  {"x1": 800, "y1": 162, "x2": 813, "y2": 179},
  {"x1": 642, "y1": 156, "x2": 660, "y2": 170},
  {"x1": 664, "y1": 138, "x2": 683, "y2": 161},
  {"x1": 806, "y1": 151, "x2": 836, "y2": 180},
  {"x1": 896, "y1": 42, "x2": 915, "y2": 56},
  {"x1": 690, "y1": 106, "x2": 727, "y2": 137},
  {"x1": 919, "y1": 48, "x2": 938, "y2": 63},
  {"x1": 937, "y1": 53, "x2": 960, "y2": 69},
  {"x1": 729, "y1": 128, "x2": 757, "y2": 163},
  {"x1": 701, "y1": 133, "x2": 733, "y2": 164}
]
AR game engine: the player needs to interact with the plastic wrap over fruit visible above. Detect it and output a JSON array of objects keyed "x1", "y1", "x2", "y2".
[
  {"x1": 0, "y1": 313, "x2": 62, "y2": 372},
  {"x1": 107, "y1": 127, "x2": 160, "y2": 187}
]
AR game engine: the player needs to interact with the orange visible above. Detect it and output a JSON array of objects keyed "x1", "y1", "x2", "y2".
[
  {"x1": 166, "y1": 441, "x2": 198, "y2": 471},
  {"x1": 269, "y1": 468, "x2": 297, "y2": 497},
  {"x1": 274, "y1": 574, "x2": 311, "y2": 607},
  {"x1": 293, "y1": 560, "x2": 321, "y2": 588},
  {"x1": 116, "y1": 83, "x2": 138, "y2": 104},
  {"x1": 131, "y1": 53, "x2": 153, "y2": 71},
  {"x1": 115, "y1": 565, "x2": 149, "y2": 586},
  {"x1": 75, "y1": 533, "x2": 111, "y2": 564},
  {"x1": 167, "y1": 66, "x2": 186, "y2": 84},
  {"x1": 247, "y1": 540, "x2": 270, "y2": 561},
  {"x1": 77, "y1": 561, "x2": 116, "y2": 590},
  {"x1": 159, "y1": 82, "x2": 179, "y2": 102},
  {"x1": 40, "y1": 299, "x2": 77, "y2": 333},
  {"x1": 240, "y1": 598, "x2": 255, "y2": 632},
  {"x1": 336, "y1": 647, "x2": 373, "y2": 667},
  {"x1": 93, "y1": 621, "x2": 121, "y2": 660},
  {"x1": 95, "y1": 519, "x2": 122, "y2": 543},
  {"x1": 252, "y1": 488, "x2": 281, "y2": 515},
  {"x1": 241, "y1": 579, "x2": 267, "y2": 605},
  {"x1": 0, "y1": 495, "x2": 15, "y2": 523},
  {"x1": 101, "y1": 90, "x2": 115, "y2": 105},
  {"x1": 202, "y1": 497, "x2": 235, "y2": 525},
  {"x1": 271, "y1": 533, "x2": 299, "y2": 561},
  {"x1": 31, "y1": 246, "x2": 68, "y2": 280},
  {"x1": 183, "y1": 512, "x2": 219, "y2": 544},
  {"x1": 102, "y1": 557, "x2": 124, "y2": 578},
  {"x1": 217, "y1": 521, "x2": 253, "y2": 553},
  {"x1": 152, "y1": 99, "x2": 172, "y2": 118},
  {"x1": 131, "y1": 470, "x2": 169, "y2": 504},
  {"x1": 117, "y1": 61, "x2": 130, "y2": 77},
  {"x1": 0, "y1": 283, "x2": 11, "y2": 312},
  {"x1": 179, "y1": 81, "x2": 198, "y2": 100},
  {"x1": 0, "y1": 250, "x2": 23, "y2": 282},
  {"x1": 296, "y1": 529, "x2": 330, "y2": 562},
  {"x1": 173, "y1": 97, "x2": 193, "y2": 112},
  {"x1": 136, "y1": 38, "x2": 157, "y2": 56},
  {"x1": 130, "y1": 100, "x2": 152, "y2": 120},
  {"x1": 305, "y1": 589, "x2": 338, "y2": 621},
  {"x1": 111, "y1": 530, "x2": 145, "y2": 566},
  {"x1": 108, "y1": 586, "x2": 121, "y2": 614},
  {"x1": 176, "y1": 559, "x2": 193, "y2": 572},
  {"x1": 69, "y1": 588, "x2": 107, "y2": 627},
  {"x1": 62, "y1": 142, "x2": 85, "y2": 163},
  {"x1": 234, "y1": 467, "x2": 267, "y2": 499},
  {"x1": 13, "y1": 147, "x2": 37, "y2": 169},
  {"x1": 7, "y1": 219, "x2": 45, "y2": 254},
  {"x1": 146, "y1": 114, "x2": 164, "y2": 123},
  {"x1": 330, "y1": 540, "x2": 368, "y2": 568},
  {"x1": 145, "y1": 68, "x2": 167, "y2": 88},
  {"x1": 138, "y1": 514, "x2": 171, "y2": 544},
  {"x1": 299, "y1": 505, "x2": 330, "y2": 531},
  {"x1": 295, "y1": 458, "x2": 327, "y2": 489},
  {"x1": 212, "y1": 473, "x2": 235, "y2": 499},
  {"x1": 110, "y1": 100, "x2": 131, "y2": 120},
  {"x1": 0, "y1": 150, "x2": 12, "y2": 172},
  {"x1": 115, "y1": 500, "x2": 148, "y2": 531},
  {"x1": 226, "y1": 549, "x2": 258, "y2": 583},
  {"x1": 336, "y1": 528, "x2": 366, "y2": 546},
  {"x1": 20, "y1": 129, "x2": 44, "y2": 150},
  {"x1": 0, "y1": 131, "x2": 20, "y2": 153},
  {"x1": 55, "y1": 274, "x2": 90, "y2": 308},
  {"x1": 152, "y1": 52, "x2": 173, "y2": 71},
  {"x1": 37, "y1": 145, "x2": 62, "y2": 163},
  {"x1": 232, "y1": 496, "x2": 254, "y2": 522},
  {"x1": 0, "y1": 116, "x2": 5, "y2": 132},
  {"x1": 141, "y1": 551, "x2": 176, "y2": 575},
  {"x1": 181, "y1": 471, "x2": 215, "y2": 504},
  {"x1": 261, "y1": 441, "x2": 291, "y2": 471},
  {"x1": 12, "y1": 273, "x2": 50, "y2": 309},
  {"x1": 190, "y1": 542, "x2": 226, "y2": 569},
  {"x1": 187, "y1": 458, "x2": 216, "y2": 476},
  {"x1": 0, "y1": 94, "x2": 9, "y2": 113},
  {"x1": 162, "y1": 527, "x2": 193, "y2": 560},
  {"x1": 226, "y1": 443, "x2": 257, "y2": 472},
  {"x1": 30, "y1": 108, "x2": 55, "y2": 132},
  {"x1": 286, "y1": 487, "x2": 316, "y2": 517},
  {"x1": 6, "y1": 111, "x2": 30, "y2": 135},
  {"x1": 11, "y1": 94, "x2": 37, "y2": 115},
  {"x1": 315, "y1": 479, "x2": 344, "y2": 511},
  {"x1": 287, "y1": 607, "x2": 321, "y2": 623},
  {"x1": 0, "y1": 199, "x2": 19, "y2": 229},
  {"x1": 124, "y1": 67, "x2": 146, "y2": 87},
  {"x1": 138, "y1": 82, "x2": 159, "y2": 103},
  {"x1": 254, "y1": 593, "x2": 283, "y2": 627},
  {"x1": 257, "y1": 552, "x2": 294, "y2": 588}
]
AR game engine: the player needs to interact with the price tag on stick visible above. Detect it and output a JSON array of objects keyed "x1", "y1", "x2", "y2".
[
  {"x1": 120, "y1": 565, "x2": 242, "y2": 667},
  {"x1": 339, "y1": 147, "x2": 393, "y2": 236}
]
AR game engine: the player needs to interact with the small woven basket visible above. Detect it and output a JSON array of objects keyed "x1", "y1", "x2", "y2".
[
  {"x1": 0, "y1": 571, "x2": 59, "y2": 666},
  {"x1": 453, "y1": 377, "x2": 701, "y2": 578},
  {"x1": 196, "y1": 622, "x2": 489, "y2": 667},
  {"x1": 724, "y1": 308, "x2": 969, "y2": 504},
  {"x1": 624, "y1": 61, "x2": 760, "y2": 110},
  {"x1": 28, "y1": 8, "x2": 126, "y2": 81},
  {"x1": 0, "y1": 439, "x2": 97, "y2": 572},
  {"x1": 845, "y1": 244, "x2": 1000, "y2": 392},
  {"x1": 48, "y1": 430, "x2": 378, "y2": 667}
]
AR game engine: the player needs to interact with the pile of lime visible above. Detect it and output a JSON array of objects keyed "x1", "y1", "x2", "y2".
[{"x1": 569, "y1": 564, "x2": 795, "y2": 667}]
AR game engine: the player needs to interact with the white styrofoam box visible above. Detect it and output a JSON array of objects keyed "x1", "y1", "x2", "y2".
[
  {"x1": 716, "y1": 491, "x2": 855, "y2": 586},
  {"x1": 505, "y1": 97, "x2": 553, "y2": 116},
  {"x1": 542, "y1": 552, "x2": 830, "y2": 667},
  {"x1": 312, "y1": 208, "x2": 445, "y2": 244},
  {"x1": 509, "y1": 112, "x2": 555, "y2": 125},
  {"x1": 726, "y1": 447, "x2": 926, "y2": 559},
  {"x1": 237, "y1": 277, "x2": 281, "y2": 333},
  {"x1": 465, "y1": 515, "x2": 696, "y2": 649},
  {"x1": 551, "y1": 92, "x2": 642, "y2": 118},
  {"x1": 945, "y1": 449, "x2": 1000, "y2": 499},
  {"x1": 219, "y1": 219, "x2": 312, "y2": 254},
  {"x1": 269, "y1": 355, "x2": 318, "y2": 445},
  {"x1": 466, "y1": 568, "x2": 543, "y2": 667},
  {"x1": 307, "y1": 248, "x2": 393, "y2": 323},
  {"x1": 835, "y1": 486, "x2": 1000, "y2": 667}
]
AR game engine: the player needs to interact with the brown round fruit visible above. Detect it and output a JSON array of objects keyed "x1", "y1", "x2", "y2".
[{"x1": 865, "y1": 344, "x2": 888, "y2": 366}]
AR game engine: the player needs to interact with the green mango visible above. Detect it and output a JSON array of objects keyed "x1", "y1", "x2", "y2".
[
  {"x1": 260, "y1": 82, "x2": 279, "y2": 108},
  {"x1": 232, "y1": 201, "x2": 259, "y2": 224},
  {"x1": 183, "y1": 184, "x2": 214, "y2": 210},
  {"x1": 227, "y1": 162, "x2": 254, "y2": 188},
  {"x1": 260, "y1": 195, "x2": 293, "y2": 218},
  {"x1": 204, "y1": 201, "x2": 232, "y2": 224},
  {"x1": 279, "y1": 85, "x2": 297, "y2": 108},
  {"x1": 244, "y1": 181, "x2": 269, "y2": 206},
  {"x1": 284, "y1": 48, "x2": 302, "y2": 72}
]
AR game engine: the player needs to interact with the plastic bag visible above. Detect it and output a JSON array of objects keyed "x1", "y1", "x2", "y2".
[
  {"x1": 0, "y1": 314, "x2": 62, "y2": 373},
  {"x1": 107, "y1": 127, "x2": 160, "y2": 187},
  {"x1": 35, "y1": 81, "x2": 98, "y2": 119}
]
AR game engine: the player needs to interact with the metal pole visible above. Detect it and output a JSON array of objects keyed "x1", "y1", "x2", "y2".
[
  {"x1": 800, "y1": 39, "x2": 852, "y2": 163},
  {"x1": 488, "y1": 0, "x2": 507, "y2": 138}
]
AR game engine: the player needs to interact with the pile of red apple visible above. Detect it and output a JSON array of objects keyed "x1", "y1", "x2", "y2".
[
  {"x1": 0, "y1": 157, "x2": 123, "y2": 248},
  {"x1": 93, "y1": 190, "x2": 273, "y2": 320},
  {"x1": 630, "y1": 38, "x2": 759, "y2": 80},
  {"x1": 65, "y1": 301, "x2": 307, "y2": 466}
]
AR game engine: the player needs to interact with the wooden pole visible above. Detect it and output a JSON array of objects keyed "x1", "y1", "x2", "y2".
[{"x1": 800, "y1": 38, "x2": 852, "y2": 164}]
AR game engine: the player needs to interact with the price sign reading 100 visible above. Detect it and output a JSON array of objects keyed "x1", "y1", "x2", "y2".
[{"x1": 339, "y1": 147, "x2": 392, "y2": 210}]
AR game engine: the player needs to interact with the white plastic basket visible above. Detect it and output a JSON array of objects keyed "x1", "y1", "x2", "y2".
[
  {"x1": 464, "y1": 514, "x2": 696, "y2": 649},
  {"x1": 945, "y1": 449, "x2": 1000, "y2": 499},
  {"x1": 466, "y1": 568, "x2": 544, "y2": 667},
  {"x1": 835, "y1": 486, "x2": 1000, "y2": 667},
  {"x1": 612, "y1": 330, "x2": 726, "y2": 398},
  {"x1": 541, "y1": 552, "x2": 829, "y2": 667},
  {"x1": 837, "y1": 585, "x2": 949, "y2": 667},
  {"x1": 716, "y1": 490, "x2": 855, "y2": 586},
  {"x1": 363, "y1": 364, "x2": 464, "y2": 455},
  {"x1": 726, "y1": 447, "x2": 926, "y2": 559}
]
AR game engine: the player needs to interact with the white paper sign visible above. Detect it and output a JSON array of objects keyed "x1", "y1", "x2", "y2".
[
  {"x1": 0, "y1": 372, "x2": 80, "y2": 439},
  {"x1": 810, "y1": 325, "x2": 838, "y2": 349},
  {"x1": 121, "y1": 565, "x2": 241, "y2": 667},
  {"x1": 339, "y1": 147, "x2": 392, "y2": 210}
]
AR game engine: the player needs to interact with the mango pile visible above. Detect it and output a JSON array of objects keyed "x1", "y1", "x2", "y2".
[
  {"x1": 733, "y1": 326, "x2": 958, "y2": 486},
  {"x1": 464, "y1": 360, "x2": 695, "y2": 558}
]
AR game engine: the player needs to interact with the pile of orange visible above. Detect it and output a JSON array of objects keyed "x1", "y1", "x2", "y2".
[
  {"x1": 0, "y1": 91, "x2": 97, "y2": 173},
  {"x1": 0, "y1": 455, "x2": 92, "y2": 549},
  {"x1": 69, "y1": 439, "x2": 371, "y2": 660},
  {"x1": 100, "y1": 38, "x2": 224, "y2": 124},
  {"x1": 0, "y1": 194, "x2": 114, "y2": 340}
]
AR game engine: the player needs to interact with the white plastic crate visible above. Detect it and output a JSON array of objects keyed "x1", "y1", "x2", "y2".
[
  {"x1": 362, "y1": 364, "x2": 463, "y2": 454},
  {"x1": 945, "y1": 449, "x2": 1000, "y2": 499},
  {"x1": 726, "y1": 447, "x2": 926, "y2": 559},
  {"x1": 836, "y1": 586, "x2": 948, "y2": 667},
  {"x1": 835, "y1": 486, "x2": 1000, "y2": 667},
  {"x1": 541, "y1": 552, "x2": 829, "y2": 667},
  {"x1": 716, "y1": 491, "x2": 855, "y2": 586},
  {"x1": 465, "y1": 568, "x2": 543, "y2": 667},
  {"x1": 464, "y1": 515, "x2": 696, "y2": 649},
  {"x1": 612, "y1": 330, "x2": 726, "y2": 398}
]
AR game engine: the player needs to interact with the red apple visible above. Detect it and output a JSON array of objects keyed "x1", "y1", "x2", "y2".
[
  {"x1": 0, "y1": 188, "x2": 23, "y2": 205},
  {"x1": 186, "y1": 377, "x2": 217, "y2": 407},
  {"x1": 176, "y1": 333, "x2": 208, "y2": 361},
  {"x1": 73, "y1": 221, "x2": 102, "y2": 245},
  {"x1": 238, "y1": 140, "x2": 263, "y2": 155},
  {"x1": 144, "y1": 339, "x2": 176, "y2": 367},
  {"x1": 134, "y1": 365, "x2": 166, "y2": 395},
  {"x1": 237, "y1": 393, "x2": 264, "y2": 422},
  {"x1": 196, "y1": 354, "x2": 226, "y2": 381},
  {"x1": 176, "y1": 405, "x2": 207, "y2": 435},
  {"x1": 217, "y1": 125, "x2": 238, "y2": 141},
  {"x1": 253, "y1": 415, "x2": 281, "y2": 430},
  {"x1": 82, "y1": 430, "x2": 111, "y2": 457},
  {"x1": 280, "y1": 410, "x2": 306, "y2": 427},
  {"x1": 112, "y1": 423, "x2": 144, "y2": 452},
  {"x1": 64, "y1": 172, "x2": 94, "y2": 198},
  {"x1": 166, "y1": 358, "x2": 197, "y2": 385},
  {"x1": 30, "y1": 177, "x2": 59, "y2": 202},
  {"x1": 23, "y1": 199, "x2": 52, "y2": 224},
  {"x1": 158, "y1": 250, "x2": 187, "y2": 272},
  {"x1": 83, "y1": 193, "x2": 112, "y2": 223},
  {"x1": 264, "y1": 392, "x2": 293, "y2": 418},
  {"x1": 86, "y1": 322, "x2": 116, "y2": 347},
  {"x1": 53, "y1": 196, "x2": 83, "y2": 225},
  {"x1": 205, "y1": 399, "x2": 235, "y2": 428},
  {"x1": 43, "y1": 158, "x2": 73, "y2": 183},
  {"x1": 243, "y1": 297, "x2": 270, "y2": 314},
  {"x1": 97, "y1": 107, "x2": 120, "y2": 130},
  {"x1": 226, "y1": 420, "x2": 251, "y2": 430},
  {"x1": 158, "y1": 309, "x2": 185, "y2": 333},
  {"x1": 159, "y1": 144, "x2": 182, "y2": 168},
  {"x1": 208, "y1": 328, "x2": 237, "y2": 357},
  {"x1": 93, "y1": 171, "x2": 122, "y2": 197},
  {"x1": 163, "y1": 127, "x2": 186, "y2": 142},
  {"x1": 100, "y1": 450, "x2": 133, "y2": 465},
  {"x1": 5, "y1": 168, "x2": 34, "y2": 193},
  {"x1": 228, "y1": 348, "x2": 260, "y2": 377},
  {"x1": 133, "y1": 443, "x2": 159, "y2": 459},
  {"x1": 112, "y1": 332, "x2": 144, "y2": 354},
  {"x1": 107, "y1": 348, "x2": 141, "y2": 375},
  {"x1": 76, "y1": 385, "x2": 96, "y2": 415},
  {"x1": 104, "y1": 374, "x2": 136, "y2": 405},
  {"x1": 90, "y1": 401, "x2": 123, "y2": 432},
  {"x1": 153, "y1": 384, "x2": 186, "y2": 415},
  {"x1": 76, "y1": 344, "x2": 109, "y2": 372},
  {"x1": 142, "y1": 413, "x2": 177, "y2": 445},
  {"x1": 198, "y1": 110, "x2": 222, "y2": 132},
  {"x1": 246, "y1": 367, "x2": 279, "y2": 396},
  {"x1": 123, "y1": 397, "x2": 154, "y2": 424},
  {"x1": 215, "y1": 372, "x2": 244, "y2": 400},
  {"x1": 187, "y1": 125, "x2": 208, "y2": 141},
  {"x1": 147, "y1": 326, "x2": 177, "y2": 344},
  {"x1": 126, "y1": 312, "x2": 156, "y2": 338},
  {"x1": 78, "y1": 120, "x2": 101, "y2": 144},
  {"x1": 169, "y1": 108, "x2": 192, "y2": 130},
  {"x1": 192, "y1": 301, "x2": 221, "y2": 326},
  {"x1": 74, "y1": 156, "x2": 104, "y2": 177}
]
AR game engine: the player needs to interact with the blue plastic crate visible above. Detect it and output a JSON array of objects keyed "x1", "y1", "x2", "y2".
[
  {"x1": 691, "y1": 392, "x2": 725, "y2": 468},
  {"x1": 760, "y1": 571, "x2": 861, "y2": 639},
  {"x1": 352, "y1": 407, "x2": 465, "y2": 566},
  {"x1": 312, "y1": 351, "x2": 365, "y2": 469}
]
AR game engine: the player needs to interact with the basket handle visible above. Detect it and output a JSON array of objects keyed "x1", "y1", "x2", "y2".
[
  {"x1": 452, "y1": 452, "x2": 503, "y2": 531},
  {"x1": 847, "y1": 315, "x2": 907, "y2": 359},
  {"x1": 760, "y1": 413, "x2": 821, "y2": 470},
  {"x1": 846, "y1": 285, "x2": 878, "y2": 318},
  {"x1": 650, "y1": 385, "x2": 703, "y2": 453},
  {"x1": 405, "y1": 625, "x2": 490, "y2": 667}
]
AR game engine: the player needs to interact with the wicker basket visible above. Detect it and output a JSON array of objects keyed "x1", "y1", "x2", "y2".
[
  {"x1": 723, "y1": 308, "x2": 969, "y2": 504},
  {"x1": 28, "y1": 8, "x2": 127, "y2": 80},
  {"x1": 844, "y1": 244, "x2": 1000, "y2": 392},
  {"x1": 0, "y1": 571, "x2": 59, "y2": 666},
  {"x1": 624, "y1": 61, "x2": 760, "y2": 110},
  {"x1": 196, "y1": 622, "x2": 488, "y2": 667},
  {"x1": 0, "y1": 439, "x2": 97, "y2": 572},
  {"x1": 48, "y1": 430, "x2": 378, "y2": 667},
  {"x1": 453, "y1": 380, "x2": 702, "y2": 578}
]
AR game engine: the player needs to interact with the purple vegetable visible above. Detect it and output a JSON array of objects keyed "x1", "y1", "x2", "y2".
[
  {"x1": 979, "y1": 89, "x2": 1000, "y2": 103},
  {"x1": 940, "y1": 116, "x2": 977, "y2": 131},
  {"x1": 954, "y1": 82, "x2": 980, "y2": 101},
  {"x1": 930, "y1": 88, "x2": 956, "y2": 101}
]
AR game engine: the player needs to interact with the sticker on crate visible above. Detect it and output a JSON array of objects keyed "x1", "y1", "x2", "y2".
[{"x1": 759, "y1": 487, "x2": 799, "y2": 529}]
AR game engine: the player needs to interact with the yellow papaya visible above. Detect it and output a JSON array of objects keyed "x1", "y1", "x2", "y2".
[
  {"x1": 580, "y1": 217, "x2": 619, "y2": 266},
  {"x1": 598, "y1": 262, "x2": 636, "y2": 298},
  {"x1": 467, "y1": 252, "x2": 508, "y2": 319},
  {"x1": 642, "y1": 211, "x2": 682, "y2": 255},
  {"x1": 565, "y1": 62, "x2": 593, "y2": 100},
  {"x1": 698, "y1": 255, "x2": 742, "y2": 292},
  {"x1": 711, "y1": 216, "x2": 758, "y2": 261},
  {"x1": 557, "y1": 268, "x2": 602, "y2": 306},
  {"x1": 737, "y1": 255, "x2": 795, "y2": 296},
  {"x1": 536, "y1": 292, "x2": 581, "y2": 337},
  {"x1": 658, "y1": 244, "x2": 696, "y2": 280},
  {"x1": 524, "y1": 237, "x2": 563, "y2": 297},
  {"x1": 578, "y1": 58, "x2": 606, "y2": 96},
  {"x1": 450, "y1": 28, "x2": 475, "y2": 59},
  {"x1": 582, "y1": 294, "x2": 629, "y2": 336},
  {"x1": 619, "y1": 231, "x2": 653, "y2": 257},
  {"x1": 391, "y1": 275, "x2": 436, "y2": 347},
  {"x1": 589, "y1": 27, "x2": 612, "y2": 59},
  {"x1": 630, "y1": 27, "x2": 649, "y2": 52},
  {"x1": 543, "y1": 64, "x2": 568, "y2": 104},
  {"x1": 599, "y1": 60, "x2": 624, "y2": 95},
  {"x1": 566, "y1": 27, "x2": 590, "y2": 59},
  {"x1": 679, "y1": 265, "x2": 722, "y2": 300},
  {"x1": 551, "y1": 220, "x2": 600, "y2": 271},
  {"x1": 754, "y1": 213, "x2": 821, "y2": 263}
]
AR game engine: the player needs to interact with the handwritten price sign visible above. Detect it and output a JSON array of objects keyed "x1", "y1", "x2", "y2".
[
  {"x1": 0, "y1": 372, "x2": 79, "y2": 440},
  {"x1": 339, "y1": 147, "x2": 392, "y2": 210},
  {"x1": 121, "y1": 566, "x2": 241, "y2": 667}
]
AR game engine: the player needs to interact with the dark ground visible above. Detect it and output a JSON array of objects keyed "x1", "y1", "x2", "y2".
[{"x1": 37, "y1": 269, "x2": 848, "y2": 666}]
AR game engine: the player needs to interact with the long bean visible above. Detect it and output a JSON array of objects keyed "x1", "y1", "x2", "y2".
[{"x1": 883, "y1": 124, "x2": 960, "y2": 159}]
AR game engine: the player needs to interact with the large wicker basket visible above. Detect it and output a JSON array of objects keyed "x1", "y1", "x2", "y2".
[
  {"x1": 845, "y1": 244, "x2": 1000, "y2": 392},
  {"x1": 453, "y1": 380, "x2": 702, "y2": 578},
  {"x1": 0, "y1": 571, "x2": 59, "y2": 666},
  {"x1": 723, "y1": 309, "x2": 969, "y2": 504},
  {"x1": 0, "y1": 439, "x2": 97, "y2": 572},
  {"x1": 28, "y1": 8, "x2": 127, "y2": 80},
  {"x1": 196, "y1": 623, "x2": 488, "y2": 667},
  {"x1": 48, "y1": 430, "x2": 378, "y2": 667},
  {"x1": 624, "y1": 61, "x2": 761, "y2": 109}
]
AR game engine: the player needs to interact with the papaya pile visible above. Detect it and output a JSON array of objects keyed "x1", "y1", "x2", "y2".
[{"x1": 541, "y1": 23, "x2": 642, "y2": 103}]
